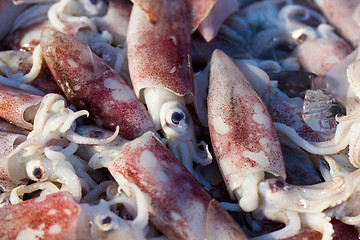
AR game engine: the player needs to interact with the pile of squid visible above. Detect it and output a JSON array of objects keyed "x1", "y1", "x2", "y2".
[{"x1": 1, "y1": 0, "x2": 360, "y2": 239}]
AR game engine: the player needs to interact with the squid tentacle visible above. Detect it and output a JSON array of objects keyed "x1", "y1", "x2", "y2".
[
  {"x1": 64, "y1": 126, "x2": 120, "y2": 145},
  {"x1": 82, "y1": 181, "x2": 117, "y2": 203},
  {"x1": 117, "y1": 182, "x2": 149, "y2": 232},
  {"x1": 53, "y1": 165, "x2": 82, "y2": 202},
  {"x1": 274, "y1": 121, "x2": 354, "y2": 155},
  {"x1": 278, "y1": 4, "x2": 326, "y2": 26},
  {"x1": 251, "y1": 211, "x2": 301, "y2": 240},
  {"x1": 9, "y1": 181, "x2": 60, "y2": 204}
]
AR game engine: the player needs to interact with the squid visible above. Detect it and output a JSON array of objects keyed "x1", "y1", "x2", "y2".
[
  {"x1": 40, "y1": 27, "x2": 153, "y2": 141},
  {"x1": 91, "y1": 0, "x2": 132, "y2": 47},
  {"x1": 0, "y1": 118, "x2": 29, "y2": 135},
  {"x1": 207, "y1": 49, "x2": 286, "y2": 212},
  {"x1": 80, "y1": 126, "x2": 247, "y2": 240},
  {"x1": 253, "y1": 175, "x2": 353, "y2": 240},
  {"x1": 0, "y1": 85, "x2": 119, "y2": 202},
  {"x1": 197, "y1": 0, "x2": 241, "y2": 42},
  {"x1": 45, "y1": 0, "x2": 131, "y2": 79},
  {"x1": 252, "y1": 153, "x2": 360, "y2": 239},
  {"x1": 4, "y1": 2, "x2": 52, "y2": 51},
  {"x1": 0, "y1": 191, "x2": 150, "y2": 239},
  {"x1": 0, "y1": 49, "x2": 48, "y2": 95},
  {"x1": 207, "y1": 50, "x2": 357, "y2": 240},
  {"x1": 296, "y1": 25, "x2": 353, "y2": 77},
  {"x1": 275, "y1": 48, "x2": 360, "y2": 169},
  {"x1": 127, "y1": 0, "x2": 214, "y2": 175}
]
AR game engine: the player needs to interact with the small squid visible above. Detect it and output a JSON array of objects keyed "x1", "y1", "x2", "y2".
[{"x1": 296, "y1": 27, "x2": 353, "y2": 77}]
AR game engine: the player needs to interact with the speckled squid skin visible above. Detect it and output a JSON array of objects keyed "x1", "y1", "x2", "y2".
[
  {"x1": 129, "y1": 0, "x2": 216, "y2": 32},
  {"x1": 109, "y1": 131, "x2": 247, "y2": 240},
  {"x1": 127, "y1": 0, "x2": 193, "y2": 98},
  {"x1": 0, "y1": 192, "x2": 80, "y2": 240},
  {"x1": 40, "y1": 28, "x2": 154, "y2": 140},
  {"x1": 0, "y1": 84, "x2": 43, "y2": 130},
  {"x1": 208, "y1": 50, "x2": 286, "y2": 198}
]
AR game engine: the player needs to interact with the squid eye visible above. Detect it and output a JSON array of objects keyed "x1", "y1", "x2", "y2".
[
  {"x1": 297, "y1": 33, "x2": 307, "y2": 43},
  {"x1": 32, "y1": 167, "x2": 45, "y2": 180},
  {"x1": 101, "y1": 216, "x2": 113, "y2": 229},
  {"x1": 160, "y1": 101, "x2": 193, "y2": 138},
  {"x1": 171, "y1": 111, "x2": 185, "y2": 125},
  {"x1": 95, "y1": 215, "x2": 118, "y2": 232},
  {"x1": 165, "y1": 107, "x2": 189, "y2": 131},
  {"x1": 25, "y1": 159, "x2": 50, "y2": 182}
]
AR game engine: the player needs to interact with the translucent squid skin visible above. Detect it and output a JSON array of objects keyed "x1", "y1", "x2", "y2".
[
  {"x1": 108, "y1": 131, "x2": 247, "y2": 240},
  {"x1": 40, "y1": 27, "x2": 154, "y2": 140},
  {"x1": 0, "y1": 84, "x2": 43, "y2": 130},
  {"x1": 207, "y1": 50, "x2": 286, "y2": 212}
]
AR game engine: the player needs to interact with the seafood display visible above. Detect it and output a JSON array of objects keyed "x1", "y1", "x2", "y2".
[{"x1": 2, "y1": 0, "x2": 360, "y2": 239}]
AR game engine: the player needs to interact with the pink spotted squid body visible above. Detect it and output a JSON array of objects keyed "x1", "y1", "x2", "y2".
[{"x1": 1, "y1": 0, "x2": 360, "y2": 239}]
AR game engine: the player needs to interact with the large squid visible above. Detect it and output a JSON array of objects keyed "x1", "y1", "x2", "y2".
[
  {"x1": 40, "y1": 27, "x2": 153, "y2": 141},
  {"x1": 207, "y1": 50, "x2": 355, "y2": 239},
  {"x1": 126, "y1": 0, "x2": 216, "y2": 175},
  {"x1": 80, "y1": 126, "x2": 247, "y2": 240},
  {"x1": 207, "y1": 49, "x2": 286, "y2": 212}
]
